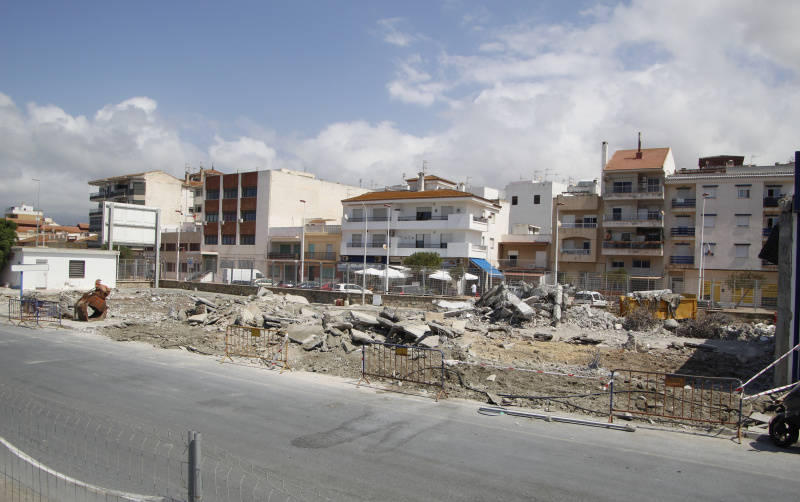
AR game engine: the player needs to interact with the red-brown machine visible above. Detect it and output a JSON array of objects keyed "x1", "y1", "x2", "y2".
[{"x1": 74, "y1": 279, "x2": 111, "y2": 321}]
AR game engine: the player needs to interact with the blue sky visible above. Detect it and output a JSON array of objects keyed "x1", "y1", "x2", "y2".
[{"x1": 1, "y1": 0, "x2": 799, "y2": 223}]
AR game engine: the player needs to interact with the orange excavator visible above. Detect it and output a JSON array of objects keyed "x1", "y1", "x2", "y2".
[{"x1": 74, "y1": 279, "x2": 111, "y2": 321}]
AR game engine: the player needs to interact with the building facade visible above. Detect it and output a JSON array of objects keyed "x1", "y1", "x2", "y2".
[{"x1": 552, "y1": 191, "x2": 603, "y2": 279}]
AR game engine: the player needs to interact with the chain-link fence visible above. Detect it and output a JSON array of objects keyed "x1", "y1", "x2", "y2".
[
  {"x1": 697, "y1": 279, "x2": 777, "y2": 309},
  {"x1": 0, "y1": 384, "x2": 329, "y2": 502},
  {"x1": 118, "y1": 259, "x2": 155, "y2": 281}
]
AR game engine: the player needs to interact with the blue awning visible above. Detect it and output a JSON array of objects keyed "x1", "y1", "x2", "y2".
[{"x1": 470, "y1": 258, "x2": 503, "y2": 278}]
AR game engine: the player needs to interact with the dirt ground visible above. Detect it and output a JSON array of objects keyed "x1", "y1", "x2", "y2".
[{"x1": 0, "y1": 287, "x2": 780, "y2": 430}]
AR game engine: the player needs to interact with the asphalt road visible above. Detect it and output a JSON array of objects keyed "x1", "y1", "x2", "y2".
[{"x1": 1, "y1": 322, "x2": 799, "y2": 502}]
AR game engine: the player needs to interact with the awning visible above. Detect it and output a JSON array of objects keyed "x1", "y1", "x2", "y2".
[{"x1": 470, "y1": 258, "x2": 503, "y2": 278}]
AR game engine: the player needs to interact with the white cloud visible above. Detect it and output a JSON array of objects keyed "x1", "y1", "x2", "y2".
[
  {"x1": 376, "y1": 18, "x2": 421, "y2": 47},
  {"x1": 209, "y1": 136, "x2": 277, "y2": 170}
]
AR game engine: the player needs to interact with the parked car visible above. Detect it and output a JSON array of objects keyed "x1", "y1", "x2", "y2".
[
  {"x1": 276, "y1": 281, "x2": 295, "y2": 288},
  {"x1": 251, "y1": 278, "x2": 274, "y2": 287},
  {"x1": 333, "y1": 283, "x2": 372, "y2": 294},
  {"x1": 320, "y1": 282, "x2": 335, "y2": 291},
  {"x1": 297, "y1": 281, "x2": 320, "y2": 289},
  {"x1": 573, "y1": 291, "x2": 608, "y2": 308},
  {"x1": 389, "y1": 284, "x2": 424, "y2": 295}
]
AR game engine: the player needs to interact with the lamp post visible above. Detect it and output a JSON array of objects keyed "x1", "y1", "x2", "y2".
[
  {"x1": 384, "y1": 203, "x2": 391, "y2": 294},
  {"x1": 32, "y1": 178, "x2": 40, "y2": 247},
  {"x1": 697, "y1": 193, "x2": 710, "y2": 301},
  {"x1": 175, "y1": 210, "x2": 183, "y2": 281},
  {"x1": 362, "y1": 202, "x2": 368, "y2": 305},
  {"x1": 553, "y1": 202, "x2": 565, "y2": 286},
  {"x1": 299, "y1": 199, "x2": 307, "y2": 284}
]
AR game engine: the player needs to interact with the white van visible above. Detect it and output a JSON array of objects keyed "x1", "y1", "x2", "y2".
[{"x1": 573, "y1": 291, "x2": 608, "y2": 308}]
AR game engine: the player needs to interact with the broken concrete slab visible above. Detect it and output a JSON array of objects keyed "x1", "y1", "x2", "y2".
[
  {"x1": 283, "y1": 294, "x2": 310, "y2": 304},
  {"x1": 287, "y1": 324, "x2": 324, "y2": 344},
  {"x1": 302, "y1": 336, "x2": 323, "y2": 351},
  {"x1": 187, "y1": 313, "x2": 207, "y2": 325},
  {"x1": 417, "y1": 334, "x2": 440, "y2": 348},
  {"x1": 350, "y1": 310, "x2": 380, "y2": 327},
  {"x1": 341, "y1": 339, "x2": 357, "y2": 354},
  {"x1": 424, "y1": 311, "x2": 445, "y2": 322},
  {"x1": 350, "y1": 328, "x2": 374, "y2": 344}
]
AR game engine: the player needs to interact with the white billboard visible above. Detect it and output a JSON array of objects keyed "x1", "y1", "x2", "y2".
[{"x1": 102, "y1": 202, "x2": 160, "y2": 247}]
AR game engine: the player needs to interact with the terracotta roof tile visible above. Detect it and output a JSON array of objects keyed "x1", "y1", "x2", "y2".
[
  {"x1": 343, "y1": 188, "x2": 499, "y2": 207},
  {"x1": 605, "y1": 147, "x2": 670, "y2": 171},
  {"x1": 404, "y1": 174, "x2": 457, "y2": 184}
]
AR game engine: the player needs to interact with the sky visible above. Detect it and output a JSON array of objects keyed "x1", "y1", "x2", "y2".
[{"x1": 1, "y1": 0, "x2": 799, "y2": 224}]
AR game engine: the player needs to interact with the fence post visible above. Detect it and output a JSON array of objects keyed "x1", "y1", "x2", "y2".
[{"x1": 188, "y1": 430, "x2": 202, "y2": 502}]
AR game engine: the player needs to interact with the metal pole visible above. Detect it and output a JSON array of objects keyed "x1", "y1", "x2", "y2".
[
  {"x1": 108, "y1": 202, "x2": 114, "y2": 251},
  {"x1": 698, "y1": 195, "x2": 707, "y2": 300},
  {"x1": 385, "y1": 204, "x2": 391, "y2": 293},
  {"x1": 32, "y1": 178, "x2": 40, "y2": 247},
  {"x1": 362, "y1": 202, "x2": 367, "y2": 304},
  {"x1": 553, "y1": 203, "x2": 562, "y2": 285},
  {"x1": 154, "y1": 209, "x2": 161, "y2": 288},
  {"x1": 300, "y1": 200, "x2": 306, "y2": 284},
  {"x1": 187, "y1": 430, "x2": 202, "y2": 502},
  {"x1": 176, "y1": 213, "x2": 182, "y2": 282}
]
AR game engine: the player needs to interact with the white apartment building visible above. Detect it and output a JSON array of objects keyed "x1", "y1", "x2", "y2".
[
  {"x1": 664, "y1": 159, "x2": 793, "y2": 305},
  {"x1": 88, "y1": 170, "x2": 200, "y2": 235},
  {"x1": 201, "y1": 168, "x2": 367, "y2": 279},
  {"x1": 339, "y1": 175, "x2": 502, "y2": 268},
  {"x1": 505, "y1": 180, "x2": 567, "y2": 236}
]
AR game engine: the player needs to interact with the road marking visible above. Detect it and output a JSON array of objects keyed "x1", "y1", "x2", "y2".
[{"x1": 26, "y1": 360, "x2": 64, "y2": 365}]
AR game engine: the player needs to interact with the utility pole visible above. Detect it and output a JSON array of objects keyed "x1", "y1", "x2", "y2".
[{"x1": 32, "y1": 178, "x2": 40, "y2": 246}]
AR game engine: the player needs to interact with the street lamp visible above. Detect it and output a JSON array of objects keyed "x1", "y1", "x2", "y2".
[
  {"x1": 697, "y1": 192, "x2": 710, "y2": 301},
  {"x1": 384, "y1": 203, "x2": 391, "y2": 294},
  {"x1": 553, "y1": 201, "x2": 565, "y2": 286},
  {"x1": 299, "y1": 200, "x2": 307, "y2": 284},
  {"x1": 175, "y1": 210, "x2": 183, "y2": 281},
  {"x1": 32, "y1": 178, "x2": 40, "y2": 247},
  {"x1": 362, "y1": 202, "x2": 368, "y2": 305}
]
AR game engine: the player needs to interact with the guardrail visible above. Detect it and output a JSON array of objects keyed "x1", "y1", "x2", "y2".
[
  {"x1": 358, "y1": 341, "x2": 446, "y2": 400},
  {"x1": 609, "y1": 369, "x2": 743, "y2": 438},
  {"x1": 222, "y1": 325, "x2": 290, "y2": 371},
  {"x1": 7, "y1": 298, "x2": 62, "y2": 327},
  {"x1": 670, "y1": 227, "x2": 695, "y2": 236}
]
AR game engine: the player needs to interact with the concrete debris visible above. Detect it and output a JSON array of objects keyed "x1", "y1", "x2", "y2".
[
  {"x1": 350, "y1": 311, "x2": 380, "y2": 327},
  {"x1": 350, "y1": 329, "x2": 374, "y2": 345}
]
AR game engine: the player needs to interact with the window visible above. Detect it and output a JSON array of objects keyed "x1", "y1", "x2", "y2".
[
  {"x1": 189, "y1": 243, "x2": 200, "y2": 251},
  {"x1": 222, "y1": 211, "x2": 237, "y2": 222},
  {"x1": 633, "y1": 259, "x2": 651, "y2": 269},
  {"x1": 735, "y1": 214, "x2": 750, "y2": 227},
  {"x1": 181, "y1": 263, "x2": 188, "y2": 273},
  {"x1": 240, "y1": 234, "x2": 255, "y2": 245},
  {"x1": 736, "y1": 185, "x2": 751, "y2": 199},
  {"x1": 703, "y1": 214, "x2": 716, "y2": 228},
  {"x1": 194, "y1": 205, "x2": 202, "y2": 214},
  {"x1": 372, "y1": 234, "x2": 386, "y2": 247},
  {"x1": 702, "y1": 242, "x2": 715, "y2": 256},
  {"x1": 204, "y1": 235, "x2": 218, "y2": 245},
  {"x1": 165, "y1": 262, "x2": 175, "y2": 272},
  {"x1": 241, "y1": 211, "x2": 256, "y2": 221},
  {"x1": 223, "y1": 188, "x2": 238, "y2": 199},
  {"x1": 242, "y1": 186, "x2": 257, "y2": 197},
  {"x1": 351, "y1": 234, "x2": 362, "y2": 246},
  {"x1": 416, "y1": 207, "x2": 432, "y2": 220},
  {"x1": 701, "y1": 185, "x2": 717, "y2": 198},
  {"x1": 735, "y1": 244, "x2": 750, "y2": 258},
  {"x1": 646, "y1": 178, "x2": 660, "y2": 192},
  {"x1": 206, "y1": 189, "x2": 219, "y2": 200},
  {"x1": 611, "y1": 260, "x2": 625, "y2": 269},
  {"x1": 220, "y1": 260, "x2": 235, "y2": 269},
  {"x1": 582, "y1": 240, "x2": 590, "y2": 250},
  {"x1": 583, "y1": 215, "x2": 597, "y2": 225},
  {"x1": 612, "y1": 207, "x2": 622, "y2": 221},
  {"x1": 222, "y1": 234, "x2": 236, "y2": 245},
  {"x1": 165, "y1": 243, "x2": 176, "y2": 251},
  {"x1": 534, "y1": 195, "x2": 540, "y2": 204},
  {"x1": 511, "y1": 196, "x2": 518, "y2": 205},
  {"x1": 68, "y1": 260, "x2": 85, "y2": 278},
  {"x1": 206, "y1": 212, "x2": 219, "y2": 223},
  {"x1": 351, "y1": 208, "x2": 364, "y2": 221},
  {"x1": 613, "y1": 181, "x2": 632, "y2": 193},
  {"x1": 621, "y1": 232, "x2": 631, "y2": 241}
]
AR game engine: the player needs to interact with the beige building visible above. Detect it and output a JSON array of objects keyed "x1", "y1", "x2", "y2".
[
  {"x1": 600, "y1": 140, "x2": 675, "y2": 289},
  {"x1": 552, "y1": 191, "x2": 603, "y2": 280},
  {"x1": 664, "y1": 158, "x2": 793, "y2": 306}
]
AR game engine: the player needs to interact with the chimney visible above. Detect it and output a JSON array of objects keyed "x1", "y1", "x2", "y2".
[
  {"x1": 458, "y1": 182, "x2": 466, "y2": 192},
  {"x1": 417, "y1": 171, "x2": 425, "y2": 192},
  {"x1": 635, "y1": 132, "x2": 643, "y2": 159},
  {"x1": 601, "y1": 141, "x2": 608, "y2": 170}
]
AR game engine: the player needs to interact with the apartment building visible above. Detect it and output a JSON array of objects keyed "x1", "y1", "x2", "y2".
[
  {"x1": 551, "y1": 191, "x2": 603, "y2": 279},
  {"x1": 664, "y1": 157, "x2": 793, "y2": 304},
  {"x1": 339, "y1": 174, "x2": 502, "y2": 274},
  {"x1": 201, "y1": 168, "x2": 366, "y2": 279},
  {"x1": 600, "y1": 138, "x2": 675, "y2": 288},
  {"x1": 88, "y1": 170, "x2": 200, "y2": 234},
  {"x1": 265, "y1": 219, "x2": 342, "y2": 283}
]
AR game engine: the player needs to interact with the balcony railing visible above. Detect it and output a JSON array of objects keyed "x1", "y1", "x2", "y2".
[
  {"x1": 669, "y1": 256, "x2": 695, "y2": 265},
  {"x1": 397, "y1": 242, "x2": 448, "y2": 249},
  {"x1": 560, "y1": 222, "x2": 597, "y2": 228},
  {"x1": 90, "y1": 188, "x2": 133, "y2": 200},
  {"x1": 396, "y1": 215, "x2": 448, "y2": 221},
  {"x1": 763, "y1": 227, "x2": 773, "y2": 237},
  {"x1": 604, "y1": 212, "x2": 662, "y2": 222},
  {"x1": 304, "y1": 252, "x2": 337, "y2": 260},
  {"x1": 472, "y1": 216, "x2": 488, "y2": 223},
  {"x1": 671, "y1": 198, "x2": 696, "y2": 208},
  {"x1": 763, "y1": 196, "x2": 781, "y2": 207},
  {"x1": 605, "y1": 184, "x2": 663, "y2": 196},
  {"x1": 497, "y1": 259, "x2": 544, "y2": 269},
  {"x1": 602, "y1": 241, "x2": 663, "y2": 250},
  {"x1": 268, "y1": 252, "x2": 299, "y2": 259},
  {"x1": 670, "y1": 227, "x2": 695, "y2": 236},
  {"x1": 561, "y1": 248, "x2": 591, "y2": 254}
]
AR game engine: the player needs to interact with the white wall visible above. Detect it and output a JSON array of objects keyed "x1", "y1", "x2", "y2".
[
  {"x1": 1, "y1": 248, "x2": 118, "y2": 291},
  {"x1": 144, "y1": 172, "x2": 189, "y2": 229},
  {"x1": 505, "y1": 180, "x2": 567, "y2": 235}
]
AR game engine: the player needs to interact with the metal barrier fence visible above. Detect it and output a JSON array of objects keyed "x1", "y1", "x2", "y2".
[
  {"x1": 359, "y1": 342, "x2": 446, "y2": 400},
  {"x1": 609, "y1": 370, "x2": 743, "y2": 436},
  {"x1": 223, "y1": 325, "x2": 290, "y2": 371},
  {"x1": 118, "y1": 259, "x2": 154, "y2": 281},
  {"x1": 0, "y1": 383, "x2": 330, "y2": 502},
  {"x1": 7, "y1": 298, "x2": 61, "y2": 327}
]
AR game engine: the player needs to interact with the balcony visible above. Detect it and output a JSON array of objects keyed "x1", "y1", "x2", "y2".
[
  {"x1": 497, "y1": 259, "x2": 545, "y2": 270},
  {"x1": 397, "y1": 215, "x2": 448, "y2": 221},
  {"x1": 89, "y1": 188, "x2": 132, "y2": 201},
  {"x1": 397, "y1": 242, "x2": 448, "y2": 249},
  {"x1": 603, "y1": 185, "x2": 664, "y2": 201},
  {"x1": 602, "y1": 241, "x2": 663, "y2": 256},
  {"x1": 671, "y1": 198, "x2": 696, "y2": 209},
  {"x1": 304, "y1": 252, "x2": 337, "y2": 260},
  {"x1": 763, "y1": 196, "x2": 780, "y2": 208},
  {"x1": 669, "y1": 255, "x2": 695, "y2": 267},
  {"x1": 268, "y1": 252, "x2": 300, "y2": 260},
  {"x1": 560, "y1": 222, "x2": 597, "y2": 228},
  {"x1": 602, "y1": 212, "x2": 663, "y2": 227},
  {"x1": 670, "y1": 227, "x2": 695, "y2": 237},
  {"x1": 561, "y1": 248, "x2": 591, "y2": 255}
]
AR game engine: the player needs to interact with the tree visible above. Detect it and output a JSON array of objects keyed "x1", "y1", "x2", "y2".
[
  {"x1": 403, "y1": 252, "x2": 442, "y2": 268},
  {"x1": 0, "y1": 220, "x2": 17, "y2": 270},
  {"x1": 725, "y1": 271, "x2": 765, "y2": 307}
]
